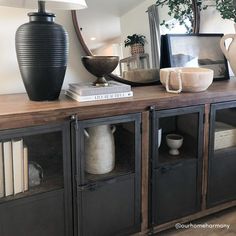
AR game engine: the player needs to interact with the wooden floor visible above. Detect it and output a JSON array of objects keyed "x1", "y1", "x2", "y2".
[{"x1": 159, "y1": 207, "x2": 236, "y2": 236}]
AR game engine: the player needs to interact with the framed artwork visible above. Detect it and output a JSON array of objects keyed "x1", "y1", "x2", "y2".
[{"x1": 160, "y1": 34, "x2": 230, "y2": 81}]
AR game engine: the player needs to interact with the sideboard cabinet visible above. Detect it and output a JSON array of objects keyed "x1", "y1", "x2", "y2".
[{"x1": 1, "y1": 80, "x2": 236, "y2": 235}]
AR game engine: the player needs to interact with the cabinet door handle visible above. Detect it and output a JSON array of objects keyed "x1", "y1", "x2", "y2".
[
  {"x1": 77, "y1": 178, "x2": 117, "y2": 192},
  {"x1": 160, "y1": 166, "x2": 171, "y2": 174},
  {"x1": 78, "y1": 183, "x2": 98, "y2": 191},
  {"x1": 160, "y1": 163, "x2": 183, "y2": 174},
  {"x1": 87, "y1": 183, "x2": 98, "y2": 191},
  {"x1": 106, "y1": 178, "x2": 117, "y2": 184}
]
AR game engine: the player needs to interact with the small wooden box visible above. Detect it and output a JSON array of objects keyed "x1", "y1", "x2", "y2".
[{"x1": 214, "y1": 122, "x2": 236, "y2": 150}]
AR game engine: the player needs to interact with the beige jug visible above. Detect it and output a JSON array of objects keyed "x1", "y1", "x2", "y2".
[
  {"x1": 220, "y1": 26, "x2": 236, "y2": 76},
  {"x1": 84, "y1": 125, "x2": 116, "y2": 174}
]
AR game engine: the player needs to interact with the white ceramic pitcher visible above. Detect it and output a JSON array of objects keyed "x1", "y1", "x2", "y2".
[
  {"x1": 84, "y1": 124, "x2": 116, "y2": 174},
  {"x1": 220, "y1": 25, "x2": 236, "y2": 76}
]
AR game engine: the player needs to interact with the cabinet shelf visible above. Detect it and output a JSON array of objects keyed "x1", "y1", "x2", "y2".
[
  {"x1": 158, "y1": 133, "x2": 197, "y2": 165},
  {"x1": 0, "y1": 130, "x2": 64, "y2": 204},
  {"x1": 158, "y1": 151, "x2": 196, "y2": 166},
  {"x1": 0, "y1": 176, "x2": 63, "y2": 204},
  {"x1": 214, "y1": 145, "x2": 236, "y2": 158}
]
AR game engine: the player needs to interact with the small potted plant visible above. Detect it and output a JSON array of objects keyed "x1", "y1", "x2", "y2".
[{"x1": 124, "y1": 34, "x2": 146, "y2": 55}]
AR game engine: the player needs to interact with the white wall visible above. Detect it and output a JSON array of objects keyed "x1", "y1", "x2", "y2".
[
  {"x1": 92, "y1": 37, "x2": 122, "y2": 76},
  {"x1": 0, "y1": 6, "x2": 93, "y2": 95},
  {"x1": 92, "y1": 37, "x2": 121, "y2": 56},
  {"x1": 200, "y1": 7, "x2": 234, "y2": 34}
]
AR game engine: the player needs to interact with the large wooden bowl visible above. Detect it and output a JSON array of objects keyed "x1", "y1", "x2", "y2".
[{"x1": 160, "y1": 67, "x2": 214, "y2": 93}]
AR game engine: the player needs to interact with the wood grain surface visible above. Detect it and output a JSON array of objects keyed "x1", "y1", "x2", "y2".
[{"x1": 1, "y1": 80, "x2": 236, "y2": 129}]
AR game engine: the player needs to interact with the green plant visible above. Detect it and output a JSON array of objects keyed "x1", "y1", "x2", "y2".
[
  {"x1": 216, "y1": 0, "x2": 236, "y2": 23},
  {"x1": 124, "y1": 34, "x2": 146, "y2": 47},
  {"x1": 156, "y1": 0, "x2": 207, "y2": 33}
]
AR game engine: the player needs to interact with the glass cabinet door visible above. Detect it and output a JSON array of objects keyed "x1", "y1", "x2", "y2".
[
  {"x1": 71, "y1": 114, "x2": 141, "y2": 236},
  {"x1": 0, "y1": 123, "x2": 72, "y2": 236},
  {"x1": 150, "y1": 106, "x2": 204, "y2": 225},
  {"x1": 207, "y1": 102, "x2": 236, "y2": 207}
]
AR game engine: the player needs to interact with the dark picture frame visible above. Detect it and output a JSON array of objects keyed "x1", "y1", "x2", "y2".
[{"x1": 160, "y1": 34, "x2": 230, "y2": 81}]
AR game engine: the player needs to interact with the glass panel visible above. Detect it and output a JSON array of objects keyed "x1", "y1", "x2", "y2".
[
  {"x1": 158, "y1": 113, "x2": 199, "y2": 164},
  {"x1": 214, "y1": 108, "x2": 236, "y2": 154},
  {"x1": 0, "y1": 131, "x2": 63, "y2": 202},
  {"x1": 83, "y1": 121, "x2": 135, "y2": 182}
]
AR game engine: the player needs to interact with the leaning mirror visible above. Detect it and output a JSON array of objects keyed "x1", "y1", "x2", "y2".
[{"x1": 72, "y1": 0, "x2": 200, "y2": 86}]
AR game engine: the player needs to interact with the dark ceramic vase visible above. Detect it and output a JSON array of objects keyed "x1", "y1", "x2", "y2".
[{"x1": 15, "y1": 12, "x2": 68, "y2": 101}]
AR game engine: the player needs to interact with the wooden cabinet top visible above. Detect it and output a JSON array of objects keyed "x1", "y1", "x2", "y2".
[{"x1": 1, "y1": 79, "x2": 236, "y2": 129}]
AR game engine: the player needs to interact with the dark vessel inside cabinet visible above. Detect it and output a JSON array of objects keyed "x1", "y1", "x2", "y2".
[
  {"x1": 71, "y1": 114, "x2": 141, "y2": 236},
  {"x1": 0, "y1": 123, "x2": 72, "y2": 236},
  {"x1": 207, "y1": 101, "x2": 236, "y2": 207},
  {"x1": 150, "y1": 106, "x2": 204, "y2": 225}
]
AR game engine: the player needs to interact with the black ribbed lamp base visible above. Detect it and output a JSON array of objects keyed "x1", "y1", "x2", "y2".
[
  {"x1": 15, "y1": 11, "x2": 68, "y2": 101},
  {"x1": 20, "y1": 66, "x2": 66, "y2": 101}
]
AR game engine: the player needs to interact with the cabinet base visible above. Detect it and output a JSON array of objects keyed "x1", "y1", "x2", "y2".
[{"x1": 150, "y1": 199, "x2": 236, "y2": 234}]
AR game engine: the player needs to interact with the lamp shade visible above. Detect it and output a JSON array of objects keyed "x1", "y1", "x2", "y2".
[{"x1": 0, "y1": 0, "x2": 87, "y2": 10}]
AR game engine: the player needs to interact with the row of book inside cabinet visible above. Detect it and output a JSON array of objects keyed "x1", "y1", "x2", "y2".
[{"x1": 0, "y1": 139, "x2": 28, "y2": 198}]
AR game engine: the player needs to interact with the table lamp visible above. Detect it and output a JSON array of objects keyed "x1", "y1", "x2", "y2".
[{"x1": 0, "y1": 0, "x2": 87, "y2": 101}]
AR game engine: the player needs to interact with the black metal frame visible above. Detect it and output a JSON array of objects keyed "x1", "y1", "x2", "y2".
[
  {"x1": 0, "y1": 122, "x2": 73, "y2": 236},
  {"x1": 71, "y1": 113, "x2": 142, "y2": 236},
  {"x1": 161, "y1": 34, "x2": 230, "y2": 81},
  {"x1": 149, "y1": 105, "x2": 204, "y2": 226},
  {"x1": 207, "y1": 100, "x2": 236, "y2": 207}
]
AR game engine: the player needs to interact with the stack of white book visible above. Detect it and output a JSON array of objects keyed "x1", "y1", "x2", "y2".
[
  {"x1": 0, "y1": 139, "x2": 28, "y2": 198},
  {"x1": 65, "y1": 81, "x2": 133, "y2": 102}
]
